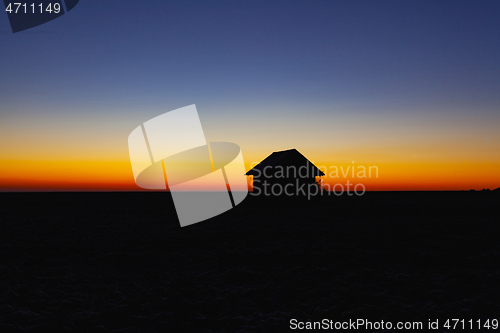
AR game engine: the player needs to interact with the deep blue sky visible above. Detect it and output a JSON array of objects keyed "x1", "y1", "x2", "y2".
[
  {"x1": 2, "y1": 0, "x2": 499, "y2": 115},
  {"x1": 1, "y1": 1, "x2": 500, "y2": 190}
]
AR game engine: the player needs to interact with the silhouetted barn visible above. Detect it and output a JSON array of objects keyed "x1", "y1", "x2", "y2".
[{"x1": 246, "y1": 149, "x2": 325, "y2": 195}]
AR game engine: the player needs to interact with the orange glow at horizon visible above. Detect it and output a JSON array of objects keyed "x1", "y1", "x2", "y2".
[{"x1": 2, "y1": 156, "x2": 499, "y2": 192}]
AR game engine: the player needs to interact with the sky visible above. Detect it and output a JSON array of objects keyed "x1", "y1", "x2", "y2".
[{"x1": 1, "y1": 0, "x2": 499, "y2": 191}]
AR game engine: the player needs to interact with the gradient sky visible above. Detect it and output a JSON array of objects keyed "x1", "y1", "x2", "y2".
[{"x1": 1, "y1": 0, "x2": 499, "y2": 191}]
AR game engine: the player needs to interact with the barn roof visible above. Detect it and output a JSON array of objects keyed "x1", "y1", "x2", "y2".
[{"x1": 245, "y1": 148, "x2": 325, "y2": 176}]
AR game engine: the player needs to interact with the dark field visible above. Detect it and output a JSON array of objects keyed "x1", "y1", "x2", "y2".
[{"x1": 0, "y1": 191, "x2": 499, "y2": 332}]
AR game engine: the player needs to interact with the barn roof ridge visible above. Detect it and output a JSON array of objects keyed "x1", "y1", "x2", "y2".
[{"x1": 245, "y1": 148, "x2": 325, "y2": 176}]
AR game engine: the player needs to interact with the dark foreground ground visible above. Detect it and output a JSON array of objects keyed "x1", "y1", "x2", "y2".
[{"x1": 0, "y1": 191, "x2": 499, "y2": 332}]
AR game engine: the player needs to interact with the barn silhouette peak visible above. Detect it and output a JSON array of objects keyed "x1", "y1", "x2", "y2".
[{"x1": 246, "y1": 148, "x2": 324, "y2": 192}]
